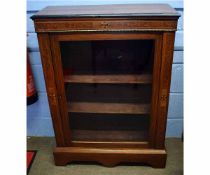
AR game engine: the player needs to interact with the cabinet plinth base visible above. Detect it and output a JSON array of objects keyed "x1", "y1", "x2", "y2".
[{"x1": 53, "y1": 147, "x2": 167, "y2": 168}]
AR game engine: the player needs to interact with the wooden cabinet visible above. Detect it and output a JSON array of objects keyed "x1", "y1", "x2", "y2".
[{"x1": 32, "y1": 4, "x2": 180, "y2": 168}]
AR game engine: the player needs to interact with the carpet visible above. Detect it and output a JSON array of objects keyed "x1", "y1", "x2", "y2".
[
  {"x1": 27, "y1": 137, "x2": 183, "y2": 175},
  {"x1": 27, "y1": 150, "x2": 37, "y2": 174}
]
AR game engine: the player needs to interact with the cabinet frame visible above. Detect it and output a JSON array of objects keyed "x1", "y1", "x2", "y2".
[{"x1": 48, "y1": 32, "x2": 162, "y2": 148}]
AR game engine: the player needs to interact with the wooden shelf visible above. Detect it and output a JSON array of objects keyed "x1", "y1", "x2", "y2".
[
  {"x1": 68, "y1": 102, "x2": 150, "y2": 114},
  {"x1": 64, "y1": 74, "x2": 152, "y2": 84},
  {"x1": 71, "y1": 129, "x2": 148, "y2": 142}
]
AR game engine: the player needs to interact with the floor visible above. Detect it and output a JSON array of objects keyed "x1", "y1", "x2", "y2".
[{"x1": 27, "y1": 137, "x2": 183, "y2": 175}]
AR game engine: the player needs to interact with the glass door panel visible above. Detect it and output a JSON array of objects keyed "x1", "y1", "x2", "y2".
[{"x1": 59, "y1": 39, "x2": 155, "y2": 142}]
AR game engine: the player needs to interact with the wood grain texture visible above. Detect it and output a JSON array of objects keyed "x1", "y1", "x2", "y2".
[
  {"x1": 54, "y1": 147, "x2": 167, "y2": 168},
  {"x1": 33, "y1": 4, "x2": 179, "y2": 167},
  {"x1": 70, "y1": 140, "x2": 149, "y2": 149},
  {"x1": 155, "y1": 32, "x2": 175, "y2": 149},
  {"x1": 55, "y1": 32, "x2": 161, "y2": 41},
  {"x1": 28, "y1": 11, "x2": 183, "y2": 33},
  {"x1": 68, "y1": 102, "x2": 150, "y2": 114},
  {"x1": 32, "y1": 5, "x2": 179, "y2": 33},
  {"x1": 64, "y1": 74, "x2": 152, "y2": 84},
  {"x1": 71, "y1": 130, "x2": 148, "y2": 142},
  {"x1": 148, "y1": 34, "x2": 163, "y2": 147},
  {"x1": 49, "y1": 35, "x2": 72, "y2": 145},
  {"x1": 37, "y1": 33, "x2": 66, "y2": 146},
  {"x1": 32, "y1": 4, "x2": 179, "y2": 19},
  {"x1": 34, "y1": 18, "x2": 178, "y2": 32}
]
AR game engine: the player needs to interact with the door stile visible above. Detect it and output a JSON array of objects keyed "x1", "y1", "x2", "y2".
[
  {"x1": 49, "y1": 34, "x2": 72, "y2": 146},
  {"x1": 148, "y1": 34, "x2": 163, "y2": 147}
]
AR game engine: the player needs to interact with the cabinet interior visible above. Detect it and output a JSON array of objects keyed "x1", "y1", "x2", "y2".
[{"x1": 60, "y1": 39, "x2": 155, "y2": 142}]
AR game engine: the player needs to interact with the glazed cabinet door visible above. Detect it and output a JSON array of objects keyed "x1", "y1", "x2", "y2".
[{"x1": 49, "y1": 32, "x2": 163, "y2": 148}]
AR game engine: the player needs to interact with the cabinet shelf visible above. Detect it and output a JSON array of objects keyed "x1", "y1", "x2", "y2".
[
  {"x1": 68, "y1": 102, "x2": 150, "y2": 114},
  {"x1": 71, "y1": 129, "x2": 148, "y2": 142},
  {"x1": 64, "y1": 74, "x2": 152, "y2": 84}
]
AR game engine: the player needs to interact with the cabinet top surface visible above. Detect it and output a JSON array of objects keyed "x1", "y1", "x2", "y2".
[{"x1": 31, "y1": 4, "x2": 180, "y2": 19}]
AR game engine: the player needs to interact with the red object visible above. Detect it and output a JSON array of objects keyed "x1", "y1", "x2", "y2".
[
  {"x1": 27, "y1": 150, "x2": 37, "y2": 173},
  {"x1": 27, "y1": 53, "x2": 38, "y2": 105}
]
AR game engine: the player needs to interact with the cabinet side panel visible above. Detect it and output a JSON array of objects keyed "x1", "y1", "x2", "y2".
[
  {"x1": 37, "y1": 33, "x2": 66, "y2": 146},
  {"x1": 155, "y1": 32, "x2": 175, "y2": 149}
]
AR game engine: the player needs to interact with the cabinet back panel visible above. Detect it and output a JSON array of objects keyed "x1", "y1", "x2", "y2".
[
  {"x1": 69, "y1": 113, "x2": 149, "y2": 142},
  {"x1": 60, "y1": 40, "x2": 154, "y2": 75},
  {"x1": 65, "y1": 84, "x2": 152, "y2": 103}
]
